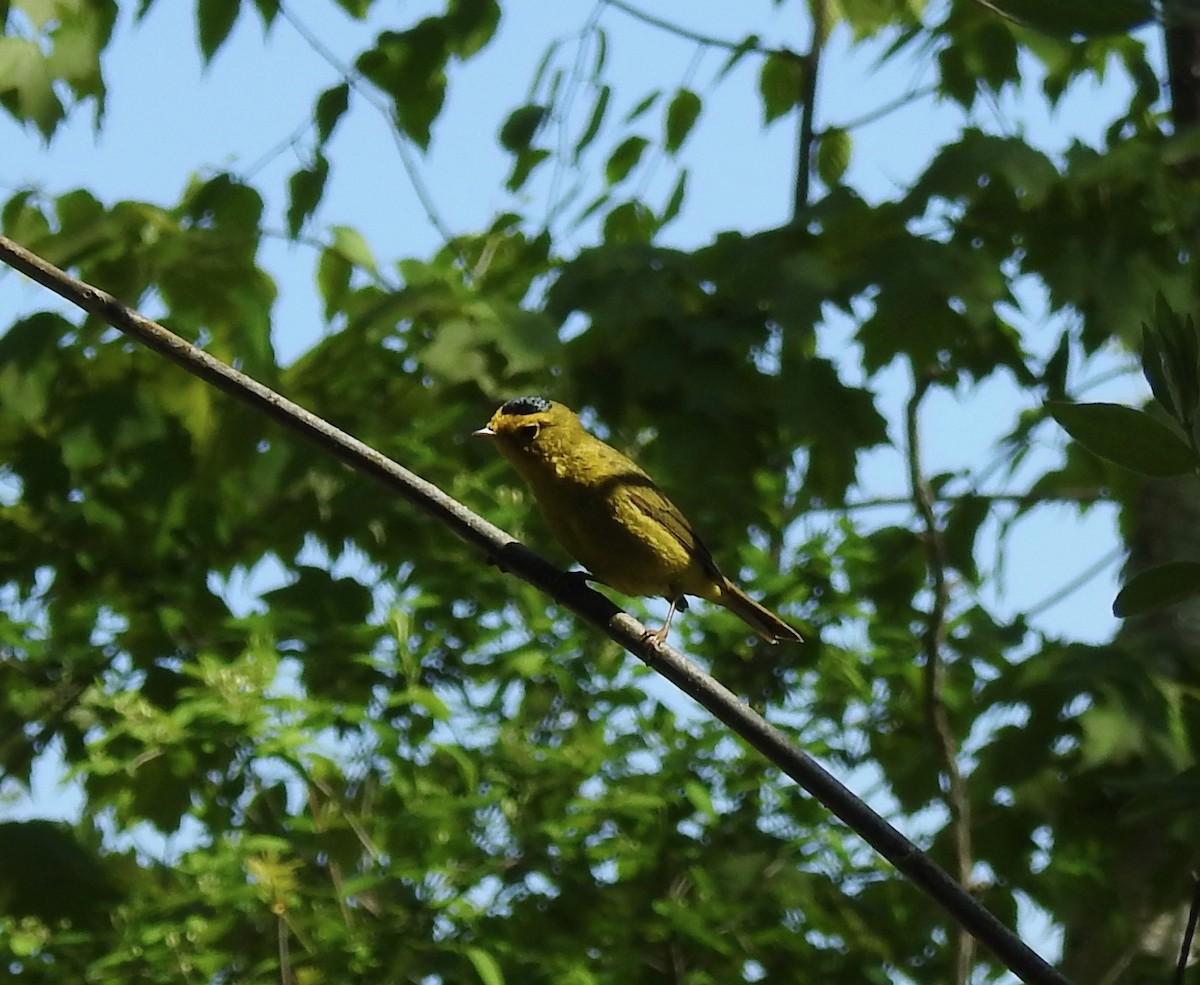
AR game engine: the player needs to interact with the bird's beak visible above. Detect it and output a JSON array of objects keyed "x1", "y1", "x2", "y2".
[{"x1": 472, "y1": 426, "x2": 496, "y2": 438}]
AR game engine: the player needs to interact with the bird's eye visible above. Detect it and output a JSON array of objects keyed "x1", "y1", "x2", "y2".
[{"x1": 517, "y1": 422, "x2": 540, "y2": 442}]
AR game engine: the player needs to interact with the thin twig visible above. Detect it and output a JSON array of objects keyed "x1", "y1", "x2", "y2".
[
  {"x1": 1023, "y1": 547, "x2": 1123, "y2": 620},
  {"x1": 968, "y1": 0, "x2": 1025, "y2": 26},
  {"x1": 827, "y1": 489, "x2": 1105, "y2": 514},
  {"x1": 906, "y1": 369, "x2": 975, "y2": 984},
  {"x1": 604, "y1": 0, "x2": 793, "y2": 57},
  {"x1": 278, "y1": 2, "x2": 457, "y2": 247},
  {"x1": 0, "y1": 234, "x2": 1074, "y2": 985},
  {"x1": 1174, "y1": 872, "x2": 1200, "y2": 985},
  {"x1": 547, "y1": 3, "x2": 606, "y2": 231},
  {"x1": 832, "y1": 83, "x2": 937, "y2": 133},
  {"x1": 794, "y1": 0, "x2": 825, "y2": 218}
]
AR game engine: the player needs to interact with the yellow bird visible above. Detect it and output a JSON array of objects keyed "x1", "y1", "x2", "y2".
[{"x1": 474, "y1": 397, "x2": 803, "y2": 644}]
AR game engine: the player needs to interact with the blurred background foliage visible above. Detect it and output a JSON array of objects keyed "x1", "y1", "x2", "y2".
[{"x1": 3, "y1": 0, "x2": 1200, "y2": 982}]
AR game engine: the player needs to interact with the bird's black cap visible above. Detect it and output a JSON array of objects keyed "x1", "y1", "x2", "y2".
[{"x1": 500, "y1": 396, "x2": 552, "y2": 416}]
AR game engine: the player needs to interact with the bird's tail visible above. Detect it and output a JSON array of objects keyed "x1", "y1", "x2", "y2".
[{"x1": 718, "y1": 581, "x2": 804, "y2": 644}]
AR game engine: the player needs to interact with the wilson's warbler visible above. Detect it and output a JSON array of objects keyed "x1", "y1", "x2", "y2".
[{"x1": 474, "y1": 396, "x2": 803, "y2": 644}]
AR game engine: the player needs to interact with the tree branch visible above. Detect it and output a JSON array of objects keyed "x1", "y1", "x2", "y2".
[
  {"x1": 0, "y1": 234, "x2": 1073, "y2": 985},
  {"x1": 794, "y1": 0, "x2": 826, "y2": 218},
  {"x1": 906, "y1": 370, "x2": 975, "y2": 984},
  {"x1": 604, "y1": 0, "x2": 787, "y2": 56}
]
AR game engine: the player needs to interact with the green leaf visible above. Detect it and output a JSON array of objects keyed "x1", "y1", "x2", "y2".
[
  {"x1": 315, "y1": 82, "x2": 350, "y2": 145},
  {"x1": 498, "y1": 103, "x2": 546, "y2": 152},
  {"x1": 465, "y1": 946, "x2": 505, "y2": 985},
  {"x1": 356, "y1": 23, "x2": 449, "y2": 149},
  {"x1": 684, "y1": 780, "x2": 716, "y2": 821},
  {"x1": 444, "y1": 0, "x2": 500, "y2": 58},
  {"x1": 1113, "y1": 561, "x2": 1200, "y2": 618},
  {"x1": 1046, "y1": 400, "x2": 1195, "y2": 477},
  {"x1": 0, "y1": 37, "x2": 65, "y2": 137},
  {"x1": 1122, "y1": 766, "x2": 1200, "y2": 821},
  {"x1": 1144, "y1": 293, "x2": 1200, "y2": 430},
  {"x1": 816, "y1": 126, "x2": 851, "y2": 186},
  {"x1": 317, "y1": 247, "x2": 351, "y2": 319},
  {"x1": 1141, "y1": 321, "x2": 1177, "y2": 420},
  {"x1": 286, "y1": 154, "x2": 328, "y2": 237},
  {"x1": 603, "y1": 200, "x2": 655, "y2": 243},
  {"x1": 1042, "y1": 332, "x2": 1070, "y2": 401},
  {"x1": 573, "y1": 83, "x2": 610, "y2": 159},
  {"x1": 664, "y1": 88, "x2": 700, "y2": 155},
  {"x1": 661, "y1": 170, "x2": 687, "y2": 226},
  {"x1": 623, "y1": 90, "x2": 659, "y2": 124},
  {"x1": 196, "y1": 0, "x2": 241, "y2": 63},
  {"x1": 505, "y1": 147, "x2": 550, "y2": 192},
  {"x1": 604, "y1": 135, "x2": 649, "y2": 185},
  {"x1": 329, "y1": 224, "x2": 377, "y2": 273},
  {"x1": 1046, "y1": 401, "x2": 1199, "y2": 477},
  {"x1": 251, "y1": 0, "x2": 280, "y2": 26},
  {"x1": 716, "y1": 34, "x2": 760, "y2": 81},
  {"x1": 758, "y1": 52, "x2": 804, "y2": 125},
  {"x1": 0, "y1": 821, "x2": 117, "y2": 924},
  {"x1": 942, "y1": 493, "x2": 990, "y2": 583},
  {"x1": 982, "y1": 0, "x2": 1152, "y2": 37}
]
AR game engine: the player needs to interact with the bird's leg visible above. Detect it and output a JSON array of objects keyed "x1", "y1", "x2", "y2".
[{"x1": 645, "y1": 595, "x2": 687, "y2": 646}]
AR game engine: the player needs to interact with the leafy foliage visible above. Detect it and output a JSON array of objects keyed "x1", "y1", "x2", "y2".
[{"x1": 3, "y1": 2, "x2": 1200, "y2": 984}]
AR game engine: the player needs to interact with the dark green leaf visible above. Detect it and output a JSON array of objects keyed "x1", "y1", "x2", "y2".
[
  {"x1": 716, "y1": 35, "x2": 760, "y2": 81},
  {"x1": 661, "y1": 170, "x2": 687, "y2": 226},
  {"x1": 196, "y1": 0, "x2": 240, "y2": 63},
  {"x1": 664, "y1": 88, "x2": 700, "y2": 155},
  {"x1": 444, "y1": 0, "x2": 500, "y2": 58},
  {"x1": 0, "y1": 821, "x2": 118, "y2": 924},
  {"x1": 603, "y1": 200, "x2": 655, "y2": 243},
  {"x1": 356, "y1": 23, "x2": 449, "y2": 149},
  {"x1": 1141, "y1": 321, "x2": 1177, "y2": 420},
  {"x1": 604, "y1": 135, "x2": 649, "y2": 185},
  {"x1": 573, "y1": 84, "x2": 610, "y2": 160},
  {"x1": 623, "y1": 90, "x2": 659, "y2": 124},
  {"x1": 943, "y1": 494, "x2": 990, "y2": 583},
  {"x1": 1042, "y1": 332, "x2": 1070, "y2": 401},
  {"x1": 504, "y1": 147, "x2": 550, "y2": 192},
  {"x1": 499, "y1": 104, "x2": 546, "y2": 152},
  {"x1": 1148, "y1": 293, "x2": 1200, "y2": 427},
  {"x1": 1122, "y1": 766, "x2": 1200, "y2": 820},
  {"x1": 251, "y1": 0, "x2": 279, "y2": 26},
  {"x1": 1047, "y1": 401, "x2": 1198, "y2": 477},
  {"x1": 315, "y1": 83, "x2": 349, "y2": 145},
  {"x1": 286, "y1": 154, "x2": 329, "y2": 237},
  {"x1": 983, "y1": 0, "x2": 1151, "y2": 37},
  {"x1": 1113, "y1": 561, "x2": 1200, "y2": 618}
]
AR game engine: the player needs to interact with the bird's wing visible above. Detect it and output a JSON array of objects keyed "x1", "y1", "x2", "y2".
[{"x1": 627, "y1": 487, "x2": 724, "y2": 582}]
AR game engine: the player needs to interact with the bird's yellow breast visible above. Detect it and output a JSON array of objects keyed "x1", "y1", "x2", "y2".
[{"x1": 510, "y1": 432, "x2": 713, "y2": 600}]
